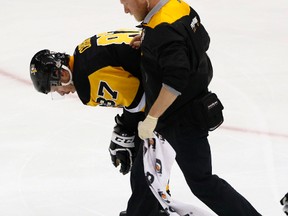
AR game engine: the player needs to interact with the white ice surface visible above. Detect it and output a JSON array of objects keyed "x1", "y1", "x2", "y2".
[{"x1": 0, "y1": 0, "x2": 288, "y2": 215}]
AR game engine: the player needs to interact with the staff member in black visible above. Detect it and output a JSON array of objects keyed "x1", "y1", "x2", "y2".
[{"x1": 118, "y1": 0, "x2": 262, "y2": 215}]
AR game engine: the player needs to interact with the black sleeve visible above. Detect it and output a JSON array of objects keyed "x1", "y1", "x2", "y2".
[
  {"x1": 118, "y1": 109, "x2": 145, "y2": 131},
  {"x1": 153, "y1": 25, "x2": 192, "y2": 93}
]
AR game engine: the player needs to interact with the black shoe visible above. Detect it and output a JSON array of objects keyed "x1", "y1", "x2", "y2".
[
  {"x1": 119, "y1": 211, "x2": 126, "y2": 216},
  {"x1": 159, "y1": 210, "x2": 169, "y2": 215},
  {"x1": 119, "y1": 210, "x2": 168, "y2": 216}
]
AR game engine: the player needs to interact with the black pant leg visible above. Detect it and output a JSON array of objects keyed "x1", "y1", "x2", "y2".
[
  {"x1": 162, "y1": 126, "x2": 261, "y2": 216},
  {"x1": 126, "y1": 142, "x2": 159, "y2": 216}
]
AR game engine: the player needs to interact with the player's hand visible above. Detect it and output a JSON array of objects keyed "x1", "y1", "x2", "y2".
[
  {"x1": 280, "y1": 193, "x2": 288, "y2": 215},
  {"x1": 109, "y1": 115, "x2": 136, "y2": 175},
  {"x1": 138, "y1": 115, "x2": 158, "y2": 140}
]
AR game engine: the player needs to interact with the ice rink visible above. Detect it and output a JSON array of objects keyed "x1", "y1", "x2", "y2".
[{"x1": 1, "y1": 0, "x2": 288, "y2": 215}]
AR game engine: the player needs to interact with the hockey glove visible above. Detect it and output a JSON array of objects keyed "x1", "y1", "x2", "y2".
[
  {"x1": 109, "y1": 114, "x2": 136, "y2": 175},
  {"x1": 280, "y1": 193, "x2": 288, "y2": 215}
]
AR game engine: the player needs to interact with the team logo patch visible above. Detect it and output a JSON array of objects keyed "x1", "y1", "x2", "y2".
[
  {"x1": 30, "y1": 64, "x2": 37, "y2": 74},
  {"x1": 191, "y1": 16, "x2": 200, "y2": 32}
]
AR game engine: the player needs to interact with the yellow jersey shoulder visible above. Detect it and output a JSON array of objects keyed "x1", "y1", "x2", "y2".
[{"x1": 147, "y1": 0, "x2": 190, "y2": 29}]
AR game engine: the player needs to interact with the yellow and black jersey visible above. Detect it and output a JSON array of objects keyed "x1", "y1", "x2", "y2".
[
  {"x1": 72, "y1": 30, "x2": 144, "y2": 112},
  {"x1": 140, "y1": 0, "x2": 213, "y2": 124}
]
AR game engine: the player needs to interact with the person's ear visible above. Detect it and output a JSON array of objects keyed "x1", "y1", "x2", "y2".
[
  {"x1": 61, "y1": 69, "x2": 69, "y2": 78},
  {"x1": 59, "y1": 70, "x2": 67, "y2": 83}
]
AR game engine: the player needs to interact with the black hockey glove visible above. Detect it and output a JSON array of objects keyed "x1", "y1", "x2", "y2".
[
  {"x1": 109, "y1": 114, "x2": 136, "y2": 175},
  {"x1": 280, "y1": 193, "x2": 288, "y2": 215}
]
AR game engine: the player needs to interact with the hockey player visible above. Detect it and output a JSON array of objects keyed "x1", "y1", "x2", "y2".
[
  {"x1": 30, "y1": 30, "x2": 145, "y2": 175},
  {"x1": 30, "y1": 30, "x2": 169, "y2": 216}
]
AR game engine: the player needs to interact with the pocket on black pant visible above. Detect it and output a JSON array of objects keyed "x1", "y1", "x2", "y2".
[{"x1": 192, "y1": 92, "x2": 224, "y2": 131}]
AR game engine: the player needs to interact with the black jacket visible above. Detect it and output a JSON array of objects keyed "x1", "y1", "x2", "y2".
[{"x1": 140, "y1": 0, "x2": 213, "y2": 129}]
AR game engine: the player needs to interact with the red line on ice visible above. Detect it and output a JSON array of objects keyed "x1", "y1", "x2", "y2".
[
  {"x1": 221, "y1": 125, "x2": 288, "y2": 139},
  {"x1": 1, "y1": 68, "x2": 288, "y2": 139},
  {"x1": 0, "y1": 69, "x2": 31, "y2": 86}
]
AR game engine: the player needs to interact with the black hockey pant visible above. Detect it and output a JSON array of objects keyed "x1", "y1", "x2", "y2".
[{"x1": 126, "y1": 125, "x2": 262, "y2": 216}]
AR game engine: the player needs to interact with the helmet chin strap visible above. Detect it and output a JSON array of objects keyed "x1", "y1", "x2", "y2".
[{"x1": 61, "y1": 65, "x2": 73, "y2": 86}]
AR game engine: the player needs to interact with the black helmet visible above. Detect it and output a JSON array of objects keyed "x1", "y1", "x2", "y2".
[{"x1": 30, "y1": 49, "x2": 70, "y2": 94}]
